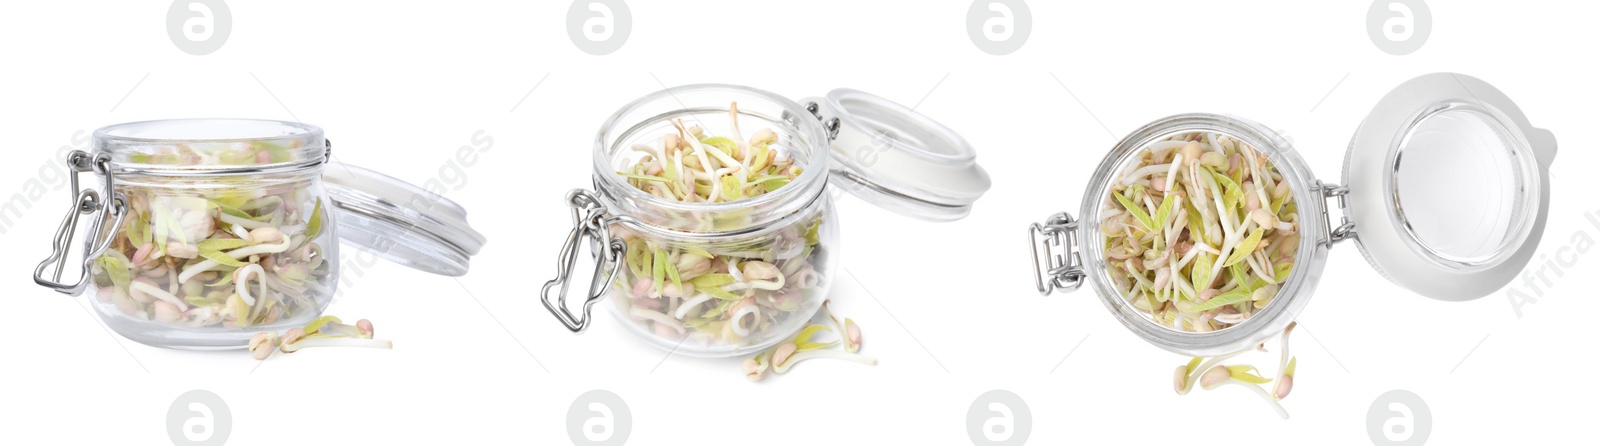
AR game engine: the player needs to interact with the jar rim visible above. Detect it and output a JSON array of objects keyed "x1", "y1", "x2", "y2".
[
  {"x1": 93, "y1": 118, "x2": 329, "y2": 175},
  {"x1": 1077, "y1": 113, "x2": 1331, "y2": 357},
  {"x1": 591, "y1": 84, "x2": 831, "y2": 219},
  {"x1": 94, "y1": 118, "x2": 323, "y2": 143}
]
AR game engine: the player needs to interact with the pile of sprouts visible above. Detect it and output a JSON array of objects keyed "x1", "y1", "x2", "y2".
[
  {"x1": 1103, "y1": 131, "x2": 1302, "y2": 417},
  {"x1": 1102, "y1": 131, "x2": 1299, "y2": 332},
  {"x1": 91, "y1": 141, "x2": 332, "y2": 329}
]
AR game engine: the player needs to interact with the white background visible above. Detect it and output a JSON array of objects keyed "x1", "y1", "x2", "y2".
[{"x1": 1, "y1": 1, "x2": 1594, "y2": 444}]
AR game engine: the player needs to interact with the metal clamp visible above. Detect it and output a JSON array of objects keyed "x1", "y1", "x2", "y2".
[
  {"x1": 1029, "y1": 212, "x2": 1086, "y2": 296},
  {"x1": 1320, "y1": 182, "x2": 1356, "y2": 245},
  {"x1": 540, "y1": 189, "x2": 626, "y2": 333},
  {"x1": 804, "y1": 101, "x2": 842, "y2": 141},
  {"x1": 34, "y1": 150, "x2": 128, "y2": 295}
]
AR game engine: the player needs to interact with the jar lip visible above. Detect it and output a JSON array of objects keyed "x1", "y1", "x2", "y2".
[
  {"x1": 1076, "y1": 112, "x2": 1329, "y2": 357},
  {"x1": 95, "y1": 118, "x2": 324, "y2": 144},
  {"x1": 591, "y1": 83, "x2": 831, "y2": 215},
  {"x1": 93, "y1": 118, "x2": 330, "y2": 176}
]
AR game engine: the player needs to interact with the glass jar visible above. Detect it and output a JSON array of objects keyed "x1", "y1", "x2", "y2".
[
  {"x1": 1028, "y1": 73, "x2": 1557, "y2": 357},
  {"x1": 34, "y1": 119, "x2": 486, "y2": 349},
  {"x1": 543, "y1": 84, "x2": 991, "y2": 357}
]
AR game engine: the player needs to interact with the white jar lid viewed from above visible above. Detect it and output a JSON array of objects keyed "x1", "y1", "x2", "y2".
[
  {"x1": 803, "y1": 89, "x2": 992, "y2": 221},
  {"x1": 323, "y1": 163, "x2": 487, "y2": 276},
  {"x1": 1342, "y1": 73, "x2": 1557, "y2": 301}
]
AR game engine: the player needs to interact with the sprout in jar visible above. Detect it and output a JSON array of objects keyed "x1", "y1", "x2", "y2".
[
  {"x1": 91, "y1": 141, "x2": 332, "y2": 329},
  {"x1": 1102, "y1": 131, "x2": 1299, "y2": 332},
  {"x1": 610, "y1": 102, "x2": 827, "y2": 350}
]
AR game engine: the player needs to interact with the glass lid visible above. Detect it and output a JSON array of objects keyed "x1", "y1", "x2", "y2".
[
  {"x1": 1342, "y1": 73, "x2": 1557, "y2": 301},
  {"x1": 323, "y1": 163, "x2": 487, "y2": 276},
  {"x1": 803, "y1": 89, "x2": 991, "y2": 221}
]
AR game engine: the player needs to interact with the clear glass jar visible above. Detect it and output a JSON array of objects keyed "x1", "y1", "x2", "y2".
[
  {"x1": 1062, "y1": 114, "x2": 1328, "y2": 356},
  {"x1": 1029, "y1": 73, "x2": 1557, "y2": 358},
  {"x1": 35, "y1": 119, "x2": 485, "y2": 350},
  {"x1": 543, "y1": 84, "x2": 990, "y2": 358},
  {"x1": 596, "y1": 85, "x2": 838, "y2": 357}
]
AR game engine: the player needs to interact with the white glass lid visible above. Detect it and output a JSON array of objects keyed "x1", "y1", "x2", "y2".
[
  {"x1": 1343, "y1": 73, "x2": 1557, "y2": 301},
  {"x1": 323, "y1": 163, "x2": 487, "y2": 276},
  {"x1": 803, "y1": 89, "x2": 991, "y2": 221}
]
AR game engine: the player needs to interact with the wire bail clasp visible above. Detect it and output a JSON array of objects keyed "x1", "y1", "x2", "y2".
[
  {"x1": 540, "y1": 189, "x2": 626, "y2": 333},
  {"x1": 804, "y1": 101, "x2": 842, "y2": 141},
  {"x1": 34, "y1": 150, "x2": 128, "y2": 296},
  {"x1": 1319, "y1": 181, "x2": 1356, "y2": 246},
  {"x1": 1029, "y1": 212, "x2": 1086, "y2": 296}
]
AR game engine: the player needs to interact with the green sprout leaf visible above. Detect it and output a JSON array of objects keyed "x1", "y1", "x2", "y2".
[
  {"x1": 616, "y1": 172, "x2": 671, "y2": 183},
  {"x1": 153, "y1": 207, "x2": 173, "y2": 252},
  {"x1": 626, "y1": 243, "x2": 652, "y2": 279},
  {"x1": 185, "y1": 295, "x2": 219, "y2": 308},
  {"x1": 690, "y1": 274, "x2": 737, "y2": 288},
  {"x1": 701, "y1": 299, "x2": 736, "y2": 318},
  {"x1": 660, "y1": 248, "x2": 682, "y2": 291},
  {"x1": 1230, "y1": 262, "x2": 1253, "y2": 294},
  {"x1": 126, "y1": 214, "x2": 151, "y2": 247},
  {"x1": 1190, "y1": 253, "x2": 1214, "y2": 292},
  {"x1": 1226, "y1": 365, "x2": 1272, "y2": 384},
  {"x1": 720, "y1": 176, "x2": 743, "y2": 200},
  {"x1": 661, "y1": 160, "x2": 679, "y2": 181},
  {"x1": 1188, "y1": 288, "x2": 1250, "y2": 312},
  {"x1": 1114, "y1": 189, "x2": 1157, "y2": 232},
  {"x1": 210, "y1": 190, "x2": 251, "y2": 210},
  {"x1": 790, "y1": 324, "x2": 838, "y2": 351},
  {"x1": 684, "y1": 317, "x2": 715, "y2": 329},
  {"x1": 682, "y1": 247, "x2": 714, "y2": 258},
  {"x1": 230, "y1": 294, "x2": 250, "y2": 325},
  {"x1": 1274, "y1": 262, "x2": 1294, "y2": 283},
  {"x1": 304, "y1": 198, "x2": 325, "y2": 242},
  {"x1": 758, "y1": 177, "x2": 789, "y2": 191},
  {"x1": 205, "y1": 273, "x2": 234, "y2": 288},
  {"x1": 303, "y1": 315, "x2": 343, "y2": 335},
  {"x1": 1153, "y1": 194, "x2": 1175, "y2": 229},
  {"x1": 651, "y1": 245, "x2": 666, "y2": 296},
  {"x1": 1185, "y1": 201, "x2": 1208, "y2": 243},
  {"x1": 701, "y1": 137, "x2": 739, "y2": 155},
  {"x1": 200, "y1": 250, "x2": 246, "y2": 267},
  {"x1": 1223, "y1": 229, "x2": 1266, "y2": 267},
  {"x1": 97, "y1": 255, "x2": 132, "y2": 293},
  {"x1": 198, "y1": 238, "x2": 251, "y2": 252},
  {"x1": 700, "y1": 285, "x2": 741, "y2": 301},
  {"x1": 216, "y1": 204, "x2": 256, "y2": 222}
]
